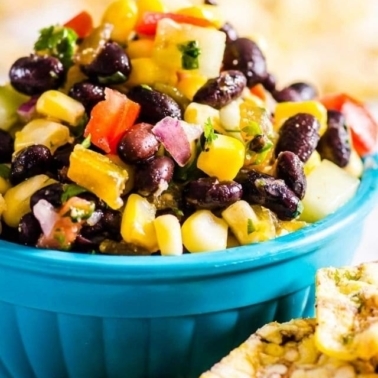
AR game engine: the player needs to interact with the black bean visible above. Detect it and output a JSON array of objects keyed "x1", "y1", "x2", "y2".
[
  {"x1": 193, "y1": 70, "x2": 247, "y2": 109},
  {"x1": 10, "y1": 144, "x2": 53, "y2": 185},
  {"x1": 68, "y1": 81, "x2": 105, "y2": 112},
  {"x1": 80, "y1": 41, "x2": 132, "y2": 84},
  {"x1": 134, "y1": 156, "x2": 175, "y2": 196},
  {"x1": 9, "y1": 54, "x2": 65, "y2": 96},
  {"x1": 30, "y1": 183, "x2": 64, "y2": 209},
  {"x1": 127, "y1": 86, "x2": 182, "y2": 124},
  {"x1": 204, "y1": 0, "x2": 217, "y2": 4},
  {"x1": 261, "y1": 73, "x2": 277, "y2": 92},
  {"x1": 18, "y1": 212, "x2": 42, "y2": 246},
  {"x1": 273, "y1": 82, "x2": 318, "y2": 103},
  {"x1": 317, "y1": 110, "x2": 351, "y2": 167},
  {"x1": 275, "y1": 113, "x2": 320, "y2": 163},
  {"x1": 222, "y1": 37, "x2": 268, "y2": 87},
  {"x1": 52, "y1": 143, "x2": 75, "y2": 171},
  {"x1": 219, "y1": 22, "x2": 238, "y2": 44},
  {"x1": 0, "y1": 129, "x2": 14, "y2": 163},
  {"x1": 276, "y1": 151, "x2": 306, "y2": 199},
  {"x1": 238, "y1": 170, "x2": 302, "y2": 220},
  {"x1": 117, "y1": 123, "x2": 159, "y2": 164},
  {"x1": 184, "y1": 177, "x2": 243, "y2": 210}
]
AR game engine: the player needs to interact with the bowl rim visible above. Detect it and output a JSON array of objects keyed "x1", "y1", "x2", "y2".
[{"x1": 0, "y1": 153, "x2": 377, "y2": 277}]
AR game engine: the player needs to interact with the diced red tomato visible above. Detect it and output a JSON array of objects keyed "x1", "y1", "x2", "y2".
[
  {"x1": 84, "y1": 88, "x2": 140, "y2": 154},
  {"x1": 320, "y1": 93, "x2": 378, "y2": 157},
  {"x1": 135, "y1": 12, "x2": 214, "y2": 35},
  {"x1": 38, "y1": 216, "x2": 82, "y2": 251},
  {"x1": 250, "y1": 84, "x2": 267, "y2": 103},
  {"x1": 64, "y1": 11, "x2": 93, "y2": 39}
]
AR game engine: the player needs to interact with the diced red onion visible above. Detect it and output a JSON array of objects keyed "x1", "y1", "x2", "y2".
[
  {"x1": 152, "y1": 117, "x2": 198, "y2": 167},
  {"x1": 33, "y1": 199, "x2": 59, "y2": 237},
  {"x1": 17, "y1": 96, "x2": 38, "y2": 122}
]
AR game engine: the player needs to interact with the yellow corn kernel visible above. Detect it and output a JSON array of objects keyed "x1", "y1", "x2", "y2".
[
  {"x1": 0, "y1": 194, "x2": 5, "y2": 217},
  {"x1": 136, "y1": 0, "x2": 166, "y2": 22},
  {"x1": 197, "y1": 134, "x2": 245, "y2": 181},
  {"x1": 126, "y1": 38, "x2": 155, "y2": 59},
  {"x1": 3, "y1": 174, "x2": 56, "y2": 228},
  {"x1": 14, "y1": 118, "x2": 72, "y2": 154},
  {"x1": 303, "y1": 150, "x2": 321, "y2": 176},
  {"x1": 176, "y1": 72, "x2": 208, "y2": 101},
  {"x1": 154, "y1": 214, "x2": 183, "y2": 256},
  {"x1": 0, "y1": 177, "x2": 11, "y2": 195},
  {"x1": 67, "y1": 144, "x2": 128, "y2": 210},
  {"x1": 102, "y1": 0, "x2": 138, "y2": 43},
  {"x1": 222, "y1": 200, "x2": 260, "y2": 245},
  {"x1": 184, "y1": 102, "x2": 223, "y2": 133},
  {"x1": 274, "y1": 100, "x2": 328, "y2": 136},
  {"x1": 126, "y1": 58, "x2": 177, "y2": 87},
  {"x1": 36, "y1": 90, "x2": 85, "y2": 126},
  {"x1": 251, "y1": 205, "x2": 277, "y2": 242},
  {"x1": 121, "y1": 193, "x2": 158, "y2": 252},
  {"x1": 181, "y1": 209, "x2": 228, "y2": 253},
  {"x1": 176, "y1": 5, "x2": 224, "y2": 28}
]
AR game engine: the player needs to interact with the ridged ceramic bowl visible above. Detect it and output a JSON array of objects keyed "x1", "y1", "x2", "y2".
[{"x1": 0, "y1": 154, "x2": 377, "y2": 378}]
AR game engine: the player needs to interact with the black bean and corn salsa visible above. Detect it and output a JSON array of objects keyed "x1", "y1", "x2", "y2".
[{"x1": 0, "y1": 0, "x2": 376, "y2": 255}]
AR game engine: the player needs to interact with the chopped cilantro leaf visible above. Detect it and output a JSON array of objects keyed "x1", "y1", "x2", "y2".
[
  {"x1": 242, "y1": 120, "x2": 262, "y2": 137},
  {"x1": 0, "y1": 164, "x2": 10, "y2": 179},
  {"x1": 247, "y1": 218, "x2": 255, "y2": 234},
  {"x1": 177, "y1": 40, "x2": 201, "y2": 70},
  {"x1": 34, "y1": 25, "x2": 78, "y2": 68},
  {"x1": 61, "y1": 184, "x2": 87, "y2": 203},
  {"x1": 81, "y1": 135, "x2": 91, "y2": 149},
  {"x1": 98, "y1": 71, "x2": 127, "y2": 85},
  {"x1": 203, "y1": 117, "x2": 218, "y2": 146}
]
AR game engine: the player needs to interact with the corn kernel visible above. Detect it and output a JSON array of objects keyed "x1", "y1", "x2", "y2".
[
  {"x1": 126, "y1": 58, "x2": 177, "y2": 87},
  {"x1": 176, "y1": 72, "x2": 208, "y2": 101},
  {"x1": 121, "y1": 193, "x2": 158, "y2": 252},
  {"x1": 102, "y1": 0, "x2": 138, "y2": 43},
  {"x1": 181, "y1": 209, "x2": 228, "y2": 253},
  {"x1": 154, "y1": 214, "x2": 183, "y2": 256},
  {"x1": 67, "y1": 144, "x2": 128, "y2": 210},
  {"x1": 14, "y1": 118, "x2": 72, "y2": 154},
  {"x1": 36, "y1": 90, "x2": 85, "y2": 126},
  {"x1": 176, "y1": 5, "x2": 224, "y2": 28},
  {"x1": 274, "y1": 100, "x2": 328, "y2": 136},
  {"x1": 197, "y1": 134, "x2": 245, "y2": 181},
  {"x1": 126, "y1": 38, "x2": 155, "y2": 59},
  {"x1": 3, "y1": 174, "x2": 56, "y2": 228},
  {"x1": 222, "y1": 200, "x2": 260, "y2": 245}
]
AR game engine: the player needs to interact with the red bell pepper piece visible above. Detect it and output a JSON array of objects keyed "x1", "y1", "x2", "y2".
[
  {"x1": 320, "y1": 93, "x2": 378, "y2": 157},
  {"x1": 64, "y1": 11, "x2": 93, "y2": 39},
  {"x1": 84, "y1": 88, "x2": 140, "y2": 154},
  {"x1": 135, "y1": 12, "x2": 214, "y2": 35}
]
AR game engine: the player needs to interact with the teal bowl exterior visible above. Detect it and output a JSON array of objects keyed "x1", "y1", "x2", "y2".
[{"x1": 0, "y1": 154, "x2": 377, "y2": 378}]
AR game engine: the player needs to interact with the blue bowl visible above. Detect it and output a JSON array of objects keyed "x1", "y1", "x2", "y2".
[{"x1": 0, "y1": 154, "x2": 377, "y2": 378}]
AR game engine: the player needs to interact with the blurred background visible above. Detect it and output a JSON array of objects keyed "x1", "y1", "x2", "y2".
[{"x1": 1, "y1": 0, "x2": 378, "y2": 101}]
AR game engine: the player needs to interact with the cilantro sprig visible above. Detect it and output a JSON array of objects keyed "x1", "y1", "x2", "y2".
[
  {"x1": 0, "y1": 164, "x2": 10, "y2": 180},
  {"x1": 178, "y1": 40, "x2": 201, "y2": 70},
  {"x1": 61, "y1": 184, "x2": 87, "y2": 203},
  {"x1": 34, "y1": 25, "x2": 78, "y2": 68},
  {"x1": 203, "y1": 117, "x2": 218, "y2": 147}
]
